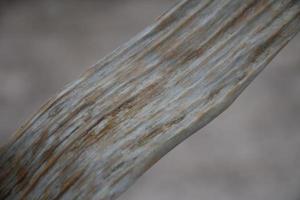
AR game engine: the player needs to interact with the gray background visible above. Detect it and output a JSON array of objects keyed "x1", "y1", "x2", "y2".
[{"x1": 0, "y1": 1, "x2": 300, "y2": 199}]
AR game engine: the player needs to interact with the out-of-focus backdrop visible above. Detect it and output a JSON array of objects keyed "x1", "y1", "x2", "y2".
[{"x1": 0, "y1": 1, "x2": 300, "y2": 199}]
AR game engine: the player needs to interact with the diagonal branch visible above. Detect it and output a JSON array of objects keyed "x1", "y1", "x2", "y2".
[{"x1": 1, "y1": 0, "x2": 300, "y2": 199}]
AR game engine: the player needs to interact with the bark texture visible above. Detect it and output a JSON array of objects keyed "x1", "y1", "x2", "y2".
[{"x1": 1, "y1": 0, "x2": 300, "y2": 199}]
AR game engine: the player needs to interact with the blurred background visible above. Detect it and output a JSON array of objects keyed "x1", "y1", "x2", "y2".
[{"x1": 0, "y1": 0, "x2": 300, "y2": 199}]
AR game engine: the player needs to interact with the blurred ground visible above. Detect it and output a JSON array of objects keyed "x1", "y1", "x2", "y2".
[{"x1": 0, "y1": 1, "x2": 300, "y2": 200}]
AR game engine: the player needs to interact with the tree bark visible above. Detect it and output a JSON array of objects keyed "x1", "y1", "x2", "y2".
[{"x1": 1, "y1": 0, "x2": 300, "y2": 199}]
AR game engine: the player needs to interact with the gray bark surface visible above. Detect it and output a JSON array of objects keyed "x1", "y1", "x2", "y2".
[{"x1": 1, "y1": 0, "x2": 300, "y2": 199}]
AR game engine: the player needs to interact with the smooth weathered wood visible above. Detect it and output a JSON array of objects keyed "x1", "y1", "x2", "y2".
[{"x1": 1, "y1": 0, "x2": 300, "y2": 199}]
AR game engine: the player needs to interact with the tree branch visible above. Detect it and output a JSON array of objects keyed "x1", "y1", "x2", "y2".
[{"x1": 1, "y1": 0, "x2": 300, "y2": 199}]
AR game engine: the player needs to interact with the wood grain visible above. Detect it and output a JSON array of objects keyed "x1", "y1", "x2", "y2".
[{"x1": 1, "y1": 0, "x2": 300, "y2": 199}]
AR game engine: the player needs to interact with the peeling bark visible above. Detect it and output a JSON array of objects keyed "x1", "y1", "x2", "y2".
[{"x1": 1, "y1": 0, "x2": 300, "y2": 199}]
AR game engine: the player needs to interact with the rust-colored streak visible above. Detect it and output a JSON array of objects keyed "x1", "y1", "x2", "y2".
[
  {"x1": 155, "y1": 12, "x2": 176, "y2": 31},
  {"x1": 53, "y1": 170, "x2": 84, "y2": 200},
  {"x1": 82, "y1": 81, "x2": 163, "y2": 148},
  {"x1": 32, "y1": 129, "x2": 49, "y2": 156},
  {"x1": 82, "y1": 116, "x2": 116, "y2": 148},
  {"x1": 16, "y1": 166, "x2": 28, "y2": 187},
  {"x1": 136, "y1": 114, "x2": 186, "y2": 148}
]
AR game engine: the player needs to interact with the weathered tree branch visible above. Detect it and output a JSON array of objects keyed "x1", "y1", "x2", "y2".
[{"x1": 1, "y1": 0, "x2": 300, "y2": 199}]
